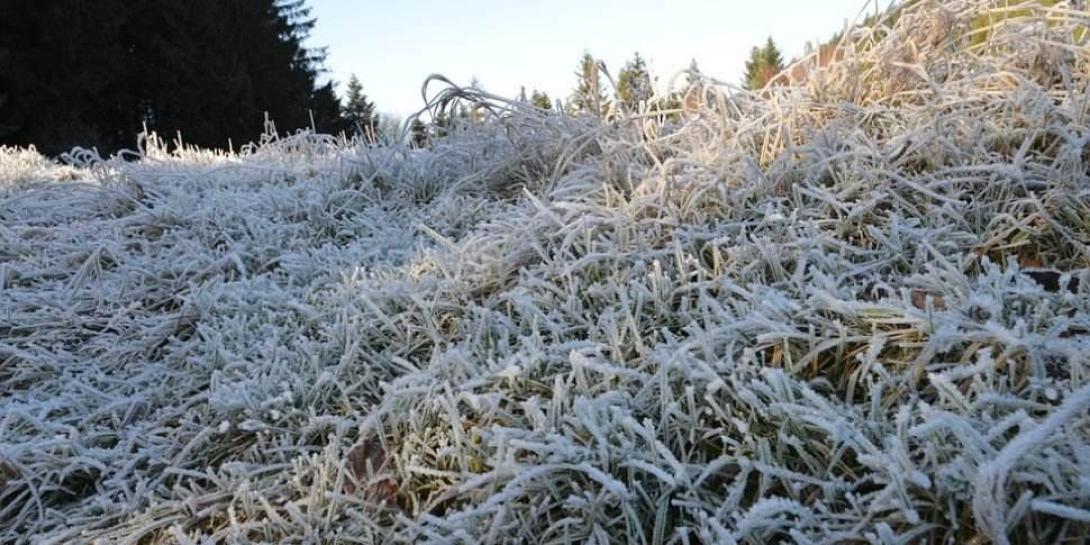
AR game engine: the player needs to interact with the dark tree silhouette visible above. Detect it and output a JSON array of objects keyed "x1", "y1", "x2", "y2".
[{"x1": 0, "y1": 0, "x2": 343, "y2": 155}]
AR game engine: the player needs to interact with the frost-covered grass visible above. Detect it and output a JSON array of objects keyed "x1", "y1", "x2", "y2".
[{"x1": 3, "y1": 1, "x2": 1090, "y2": 543}]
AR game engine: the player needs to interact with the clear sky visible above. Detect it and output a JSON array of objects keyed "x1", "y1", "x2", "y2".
[{"x1": 307, "y1": 0, "x2": 883, "y2": 120}]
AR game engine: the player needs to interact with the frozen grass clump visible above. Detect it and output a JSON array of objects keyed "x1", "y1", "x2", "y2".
[{"x1": 2, "y1": 1, "x2": 1090, "y2": 543}]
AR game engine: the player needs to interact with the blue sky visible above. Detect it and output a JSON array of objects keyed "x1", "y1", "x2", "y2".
[{"x1": 307, "y1": 0, "x2": 883, "y2": 119}]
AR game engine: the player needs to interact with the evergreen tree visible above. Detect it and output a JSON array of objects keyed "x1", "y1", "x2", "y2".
[
  {"x1": 765, "y1": 38, "x2": 783, "y2": 62},
  {"x1": 409, "y1": 118, "x2": 428, "y2": 148},
  {"x1": 0, "y1": 46, "x2": 10, "y2": 139},
  {"x1": 616, "y1": 52, "x2": 652, "y2": 112},
  {"x1": 431, "y1": 112, "x2": 450, "y2": 139},
  {"x1": 308, "y1": 81, "x2": 348, "y2": 135},
  {"x1": 686, "y1": 59, "x2": 704, "y2": 89},
  {"x1": 743, "y1": 45, "x2": 762, "y2": 90},
  {"x1": 743, "y1": 37, "x2": 785, "y2": 90},
  {"x1": 0, "y1": 0, "x2": 338, "y2": 155},
  {"x1": 530, "y1": 90, "x2": 552, "y2": 110},
  {"x1": 570, "y1": 52, "x2": 607, "y2": 118},
  {"x1": 761, "y1": 37, "x2": 785, "y2": 79},
  {"x1": 0, "y1": 0, "x2": 133, "y2": 153},
  {"x1": 680, "y1": 58, "x2": 704, "y2": 112},
  {"x1": 377, "y1": 114, "x2": 402, "y2": 144},
  {"x1": 463, "y1": 78, "x2": 485, "y2": 123},
  {"x1": 342, "y1": 74, "x2": 378, "y2": 140}
]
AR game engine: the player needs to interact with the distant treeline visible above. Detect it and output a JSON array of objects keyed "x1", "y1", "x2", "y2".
[
  {"x1": 0, "y1": 0, "x2": 374, "y2": 156},
  {"x1": 411, "y1": 39, "x2": 792, "y2": 147},
  {"x1": 0, "y1": 0, "x2": 845, "y2": 155}
]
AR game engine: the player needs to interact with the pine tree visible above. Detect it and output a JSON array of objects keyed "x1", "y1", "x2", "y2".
[
  {"x1": 530, "y1": 90, "x2": 552, "y2": 110},
  {"x1": 0, "y1": 80, "x2": 8, "y2": 141},
  {"x1": 0, "y1": 0, "x2": 337, "y2": 154},
  {"x1": 571, "y1": 52, "x2": 606, "y2": 118},
  {"x1": 409, "y1": 118, "x2": 428, "y2": 148},
  {"x1": 0, "y1": 0, "x2": 134, "y2": 153},
  {"x1": 743, "y1": 45, "x2": 762, "y2": 90},
  {"x1": 681, "y1": 58, "x2": 704, "y2": 111},
  {"x1": 686, "y1": 59, "x2": 704, "y2": 88},
  {"x1": 308, "y1": 81, "x2": 347, "y2": 135},
  {"x1": 616, "y1": 52, "x2": 652, "y2": 112},
  {"x1": 377, "y1": 115, "x2": 402, "y2": 144},
  {"x1": 342, "y1": 74, "x2": 378, "y2": 140},
  {"x1": 431, "y1": 112, "x2": 450, "y2": 139},
  {"x1": 461, "y1": 78, "x2": 485, "y2": 124},
  {"x1": 758, "y1": 37, "x2": 785, "y2": 87},
  {"x1": 743, "y1": 37, "x2": 785, "y2": 90}
]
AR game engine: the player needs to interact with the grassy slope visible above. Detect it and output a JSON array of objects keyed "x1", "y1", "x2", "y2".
[{"x1": 2, "y1": 1, "x2": 1090, "y2": 543}]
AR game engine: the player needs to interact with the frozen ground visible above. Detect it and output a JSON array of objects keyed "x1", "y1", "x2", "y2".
[{"x1": 2, "y1": 2, "x2": 1090, "y2": 543}]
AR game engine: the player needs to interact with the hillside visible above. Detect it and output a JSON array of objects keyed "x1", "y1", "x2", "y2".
[{"x1": 2, "y1": 1, "x2": 1089, "y2": 543}]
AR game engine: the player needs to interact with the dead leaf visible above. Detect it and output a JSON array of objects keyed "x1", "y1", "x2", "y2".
[
  {"x1": 345, "y1": 437, "x2": 399, "y2": 504},
  {"x1": 911, "y1": 290, "x2": 946, "y2": 310}
]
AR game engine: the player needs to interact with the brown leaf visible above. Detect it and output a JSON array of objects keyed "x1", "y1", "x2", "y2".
[
  {"x1": 345, "y1": 438, "x2": 398, "y2": 503},
  {"x1": 911, "y1": 290, "x2": 946, "y2": 310},
  {"x1": 1019, "y1": 254, "x2": 1043, "y2": 269}
]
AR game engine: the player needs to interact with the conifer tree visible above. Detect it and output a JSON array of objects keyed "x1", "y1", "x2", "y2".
[
  {"x1": 743, "y1": 45, "x2": 763, "y2": 90},
  {"x1": 432, "y1": 112, "x2": 450, "y2": 139},
  {"x1": 761, "y1": 37, "x2": 784, "y2": 74},
  {"x1": 409, "y1": 118, "x2": 428, "y2": 148},
  {"x1": 743, "y1": 37, "x2": 786, "y2": 90},
  {"x1": 617, "y1": 52, "x2": 652, "y2": 112},
  {"x1": 376, "y1": 114, "x2": 401, "y2": 144},
  {"x1": 308, "y1": 81, "x2": 347, "y2": 135},
  {"x1": 686, "y1": 59, "x2": 704, "y2": 87},
  {"x1": 530, "y1": 90, "x2": 552, "y2": 110},
  {"x1": 0, "y1": 0, "x2": 339, "y2": 154},
  {"x1": 571, "y1": 52, "x2": 607, "y2": 118},
  {"x1": 680, "y1": 58, "x2": 705, "y2": 111},
  {"x1": 342, "y1": 74, "x2": 378, "y2": 140}
]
